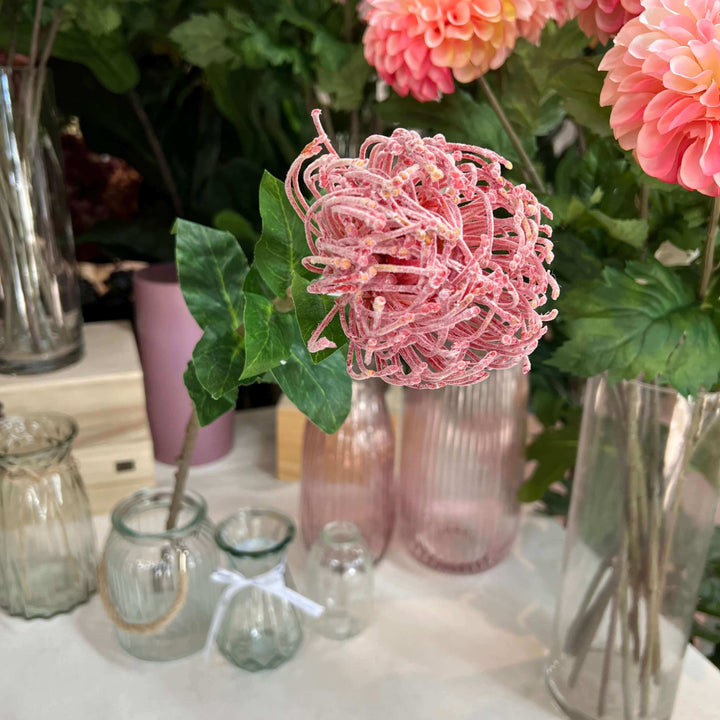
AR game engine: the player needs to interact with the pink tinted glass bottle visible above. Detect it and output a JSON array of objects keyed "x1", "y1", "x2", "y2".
[
  {"x1": 399, "y1": 365, "x2": 528, "y2": 573},
  {"x1": 301, "y1": 380, "x2": 395, "y2": 563}
]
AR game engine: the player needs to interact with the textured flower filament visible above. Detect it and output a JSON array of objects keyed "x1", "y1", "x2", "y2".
[{"x1": 286, "y1": 110, "x2": 558, "y2": 388}]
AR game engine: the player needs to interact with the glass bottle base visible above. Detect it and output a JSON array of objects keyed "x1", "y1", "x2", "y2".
[{"x1": 0, "y1": 341, "x2": 84, "y2": 375}]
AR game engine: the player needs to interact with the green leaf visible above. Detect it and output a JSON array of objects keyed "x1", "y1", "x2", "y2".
[
  {"x1": 316, "y1": 45, "x2": 372, "y2": 112},
  {"x1": 213, "y1": 209, "x2": 259, "y2": 261},
  {"x1": 271, "y1": 319, "x2": 352, "y2": 434},
  {"x1": 53, "y1": 27, "x2": 139, "y2": 93},
  {"x1": 242, "y1": 293, "x2": 294, "y2": 378},
  {"x1": 291, "y1": 274, "x2": 346, "y2": 363},
  {"x1": 552, "y1": 260, "x2": 720, "y2": 395},
  {"x1": 175, "y1": 219, "x2": 248, "y2": 331},
  {"x1": 254, "y1": 171, "x2": 310, "y2": 298},
  {"x1": 243, "y1": 266, "x2": 275, "y2": 299},
  {"x1": 192, "y1": 327, "x2": 245, "y2": 399},
  {"x1": 376, "y1": 90, "x2": 520, "y2": 164},
  {"x1": 550, "y1": 57, "x2": 612, "y2": 137},
  {"x1": 518, "y1": 410, "x2": 581, "y2": 503},
  {"x1": 169, "y1": 13, "x2": 235, "y2": 68},
  {"x1": 184, "y1": 361, "x2": 237, "y2": 427}
]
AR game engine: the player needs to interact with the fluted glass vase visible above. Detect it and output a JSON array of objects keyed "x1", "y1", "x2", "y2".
[
  {"x1": 0, "y1": 413, "x2": 96, "y2": 618},
  {"x1": 398, "y1": 365, "x2": 528, "y2": 573},
  {"x1": 301, "y1": 379, "x2": 394, "y2": 562},
  {"x1": 0, "y1": 67, "x2": 83, "y2": 374},
  {"x1": 546, "y1": 376, "x2": 720, "y2": 720}
]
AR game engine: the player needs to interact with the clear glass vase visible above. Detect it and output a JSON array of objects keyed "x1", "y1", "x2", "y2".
[
  {"x1": 398, "y1": 365, "x2": 528, "y2": 573},
  {"x1": 213, "y1": 509, "x2": 303, "y2": 671},
  {"x1": 100, "y1": 489, "x2": 219, "y2": 661},
  {"x1": 301, "y1": 379, "x2": 395, "y2": 562},
  {"x1": 0, "y1": 67, "x2": 83, "y2": 374},
  {"x1": 546, "y1": 376, "x2": 720, "y2": 720},
  {"x1": 0, "y1": 413, "x2": 97, "y2": 618},
  {"x1": 306, "y1": 521, "x2": 374, "y2": 640}
]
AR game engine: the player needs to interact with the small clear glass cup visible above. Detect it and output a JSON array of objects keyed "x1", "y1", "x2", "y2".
[
  {"x1": 214, "y1": 508, "x2": 303, "y2": 671},
  {"x1": 306, "y1": 521, "x2": 374, "y2": 640}
]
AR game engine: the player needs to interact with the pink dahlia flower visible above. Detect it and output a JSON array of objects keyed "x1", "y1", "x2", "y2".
[
  {"x1": 600, "y1": 0, "x2": 720, "y2": 196},
  {"x1": 363, "y1": 0, "x2": 539, "y2": 102},
  {"x1": 518, "y1": 0, "x2": 565, "y2": 43},
  {"x1": 567, "y1": 0, "x2": 642, "y2": 44},
  {"x1": 285, "y1": 110, "x2": 558, "y2": 389}
]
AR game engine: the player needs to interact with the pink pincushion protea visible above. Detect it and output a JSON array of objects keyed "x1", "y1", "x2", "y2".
[
  {"x1": 600, "y1": 0, "x2": 720, "y2": 196},
  {"x1": 362, "y1": 0, "x2": 542, "y2": 102},
  {"x1": 566, "y1": 0, "x2": 642, "y2": 44},
  {"x1": 285, "y1": 110, "x2": 558, "y2": 389}
]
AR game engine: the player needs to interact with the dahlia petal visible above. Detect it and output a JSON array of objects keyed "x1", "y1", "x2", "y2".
[
  {"x1": 678, "y1": 137, "x2": 709, "y2": 190},
  {"x1": 637, "y1": 126, "x2": 685, "y2": 179},
  {"x1": 404, "y1": 39, "x2": 428, "y2": 72},
  {"x1": 424, "y1": 24, "x2": 445, "y2": 48},
  {"x1": 656, "y1": 97, "x2": 706, "y2": 133},
  {"x1": 700, "y1": 124, "x2": 720, "y2": 175},
  {"x1": 701, "y1": 80, "x2": 720, "y2": 107}
]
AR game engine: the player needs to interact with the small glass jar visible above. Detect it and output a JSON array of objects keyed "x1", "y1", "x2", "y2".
[
  {"x1": 0, "y1": 413, "x2": 96, "y2": 618},
  {"x1": 100, "y1": 489, "x2": 219, "y2": 661},
  {"x1": 214, "y1": 509, "x2": 302, "y2": 671},
  {"x1": 307, "y1": 521, "x2": 374, "y2": 640}
]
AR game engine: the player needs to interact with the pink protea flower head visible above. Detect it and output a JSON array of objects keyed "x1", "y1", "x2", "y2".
[
  {"x1": 567, "y1": 0, "x2": 642, "y2": 44},
  {"x1": 600, "y1": 0, "x2": 720, "y2": 196},
  {"x1": 285, "y1": 110, "x2": 558, "y2": 389},
  {"x1": 362, "y1": 0, "x2": 541, "y2": 102}
]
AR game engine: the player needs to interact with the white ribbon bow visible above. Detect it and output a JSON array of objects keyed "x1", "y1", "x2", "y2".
[{"x1": 203, "y1": 561, "x2": 324, "y2": 660}]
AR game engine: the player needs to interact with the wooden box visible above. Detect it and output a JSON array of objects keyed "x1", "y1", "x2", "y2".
[
  {"x1": 275, "y1": 386, "x2": 402, "y2": 481},
  {"x1": 0, "y1": 321, "x2": 155, "y2": 514}
]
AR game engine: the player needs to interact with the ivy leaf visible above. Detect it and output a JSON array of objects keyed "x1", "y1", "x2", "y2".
[
  {"x1": 254, "y1": 171, "x2": 310, "y2": 298},
  {"x1": 271, "y1": 319, "x2": 352, "y2": 434},
  {"x1": 316, "y1": 45, "x2": 372, "y2": 112},
  {"x1": 518, "y1": 410, "x2": 582, "y2": 503},
  {"x1": 169, "y1": 13, "x2": 235, "y2": 68},
  {"x1": 175, "y1": 219, "x2": 248, "y2": 332},
  {"x1": 550, "y1": 57, "x2": 612, "y2": 137},
  {"x1": 53, "y1": 27, "x2": 139, "y2": 93},
  {"x1": 552, "y1": 260, "x2": 720, "y2": 395},
  {"x1": 242, "y1": 293, "x2": 294, "y2": 378},
  {"x1": 184, "y1": 361, "x2": 237, "y2": 427},
  {"x1": 192, "y1": 327, "x2": 245, "y2": 399},
  {"x1": 291, "y1": 274, "x2": 346, "y2": 363}
]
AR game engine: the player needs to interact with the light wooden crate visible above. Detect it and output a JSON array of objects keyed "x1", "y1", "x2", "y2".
[
  {"x1": 275, "y1": 385, "x2": 402, "y2": 481},
  {"x1": 0, "y1": 321, "x2": 155, "y2": 514}
]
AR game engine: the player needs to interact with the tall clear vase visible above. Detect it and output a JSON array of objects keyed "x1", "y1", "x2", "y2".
[
  {"x1": 398, "y1": 365, "x2": 528, "y2": 573},
  {"x1": 301, "y1": 379, "x2": 395, "y2": 562},
  {"x1": 546, "y1": 376, "x2": 720, "y2": 720},
  {"x1": 0, "y1": 67, "x2": 83, "y2": 374}
]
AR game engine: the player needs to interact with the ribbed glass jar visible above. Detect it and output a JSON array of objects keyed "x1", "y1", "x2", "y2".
[
  {"x1": 546, "y1": 376, "x2": 720, "y2": 720},
  {"x1": 214, "y1": 509, "x2": 302, "y2": 671},
  {"x1": 0, "y1": 413, "x2": 96, "y2": 617},
  {"x1": 301, "y1": 379, "x2": 395, "y2": 562},
  {"x1": 398, "y1": 365, "x2": 528, "y2": 573},
  {"x1": 101, "y1": 489, "x2": 219, "y2": 661}
]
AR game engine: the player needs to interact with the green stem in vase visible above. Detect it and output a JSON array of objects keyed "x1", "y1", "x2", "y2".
[
  {"x1": 477, "y1": 75, "x2": 547, "y2": 194},
  {"x1": 700, "y1": 195, "x2": 720, "y2": 302}
]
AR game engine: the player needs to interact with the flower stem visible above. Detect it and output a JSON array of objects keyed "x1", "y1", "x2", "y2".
[
  {"x1": 477, "y1": 75, "x2": 547, "y2": 194},
  {"x1": 699, "y1": 195, "x2": 720, "y2": 301},
  {"x1": 166, "y1": 407, "x2": 200, "y2": 531}
]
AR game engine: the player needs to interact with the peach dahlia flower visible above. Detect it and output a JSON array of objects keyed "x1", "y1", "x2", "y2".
[
  {"x1": 568, "y1": 0, "x2": 642, "y2": 44},
  {"x1": 362, "y1": 0, "x2": 544, "y2": 102},
  {"x1": 600, "y1": 0, "x2": 720, "y2": 196}
]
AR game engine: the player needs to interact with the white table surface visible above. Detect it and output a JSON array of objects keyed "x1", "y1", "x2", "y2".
[{"x1": 2, "y1": 407, "x2": 719, "y2": 720}]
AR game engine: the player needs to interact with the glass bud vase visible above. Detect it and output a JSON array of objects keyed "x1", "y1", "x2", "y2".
[
  {"x1": 213, "y1": 509, "x2": 302, "y2": 671},
  {"x1": 307, "y1": 521, "x2": 374, "y2": 640},
  {"x1": 301, "y1": 379, "x2": 394, "y2": 562},
  {"x1": 0, "y1": 413, "x2": 97, "y2": 618},
  {"x1": 546, "y1": 376, "x2": 720, "y2": 720},
  {"x1": 0, "y1": 67, "x2": 83, "y2": 374},
  {"x1": 99, "y1": 489, "x2": 219, "y2": 661},
  {"x1": 398, "y1": 365, "x2": 528, "y2": 573}
]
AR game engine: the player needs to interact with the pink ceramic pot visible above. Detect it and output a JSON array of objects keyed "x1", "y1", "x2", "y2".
[{"x1": 133, "y1": 263, "x2": 234, "y2": 465}]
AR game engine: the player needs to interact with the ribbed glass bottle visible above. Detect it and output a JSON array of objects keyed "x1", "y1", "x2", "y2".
[
  {"x1": 301, "y1": 379, "x2": 395, "y2": 562},
  {"x1": 398, "y1": 365, "x2": 528, "y2": 573},
  {"x1": 102, "y1": 489, "x2": 219, "y2": 661}
]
